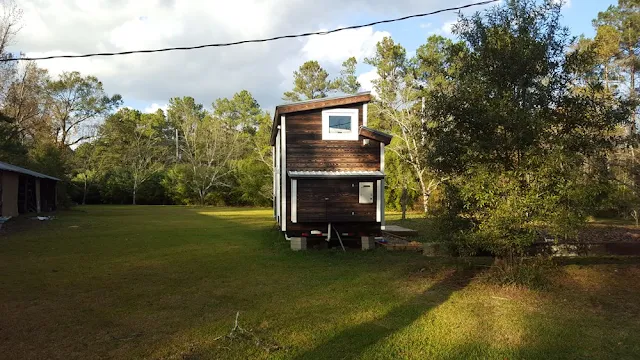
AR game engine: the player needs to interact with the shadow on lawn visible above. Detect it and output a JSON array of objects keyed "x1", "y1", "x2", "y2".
[
  {"x1": 294, "y1": 266, "x2": 479, "y2": 360},
  {"x1": 512, "y1": 262, "x2": 640, "y2": 359}
]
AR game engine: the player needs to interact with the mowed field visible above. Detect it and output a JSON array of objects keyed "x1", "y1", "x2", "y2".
[{"x1": 1, "y1": 206, "x2": 640, "y2": 359}]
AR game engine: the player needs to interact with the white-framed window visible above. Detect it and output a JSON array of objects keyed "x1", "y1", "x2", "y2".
[{"x1": 321, "y1": 108, "x2": 359, "y2": 140}]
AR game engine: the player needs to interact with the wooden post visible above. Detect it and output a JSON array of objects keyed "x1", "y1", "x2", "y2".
[{"x1": 35, "y1": 179, "x2": 41, "y2": 213}]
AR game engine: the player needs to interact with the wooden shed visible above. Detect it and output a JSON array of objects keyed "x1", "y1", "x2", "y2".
[
  {"x1": 0, "y1": 161, "x2": 59, "y2": 217},
  {"x1": 270, "y1": 92, "x2": 392, "y2": 250}
]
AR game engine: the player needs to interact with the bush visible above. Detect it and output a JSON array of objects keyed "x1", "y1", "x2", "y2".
[{"x1": 482, "y1": 256, "x2": 556, "y2": 289}]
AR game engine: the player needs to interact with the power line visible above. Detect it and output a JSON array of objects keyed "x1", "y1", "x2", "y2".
[{"x1": 2, "y1": 0, "x2": 498, "y2": 62}]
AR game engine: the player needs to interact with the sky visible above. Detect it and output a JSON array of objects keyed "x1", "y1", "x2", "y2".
[{"x1": 9, "y1": 0, "x2": 617, "y2": 114}]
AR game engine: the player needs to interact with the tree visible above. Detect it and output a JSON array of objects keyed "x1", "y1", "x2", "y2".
[
  {"x1": 168, "y1": 96, "x2": 240, "y2": 205},
  {"x1": 283, "y1": 61, "x2": 336, "y2": 102},
  {"x1": 0, "y1": 0, "x2": 22, "y2": 102},
  {"x1": 0, "y1": 0, "x2": 20, "y2": 56},
  {"x1": 365, "y1": 37, "x2": 444, "y2": 214},
  {"x1": 2, "y1": 62, "x2": 50, "y2": 143},
  {"x1": 212, "y1": 90, "x2": 273, "y2": 205},
  {"x1": 233, "y1": 109, "x2": 273, "y2": 205},
  {"x1": 212, "y1": 90, "x2": 262, "y2": 132},
  {"x1": 428, "y1": 0, "x2": 631, "y2": 259},
  {"x1": 46, "y1": 71, "x2": 122, "y2": 147},
  {"x1": 99, "y1": 108, "x2": 167, "y2": 205},
  {"x1": 73, "y1": 142, "x2": 100, "y2": 205},
  {"x1": 594, "y1": 0, "x2": 640, "y2": 129},
  {"x1": 334, "y1": 57, "x2": 361, "y2": 94}
]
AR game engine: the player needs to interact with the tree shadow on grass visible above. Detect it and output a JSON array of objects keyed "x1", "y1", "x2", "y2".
[{"x1": 294, "y1": 266, "x2": 480, "y2": 360}]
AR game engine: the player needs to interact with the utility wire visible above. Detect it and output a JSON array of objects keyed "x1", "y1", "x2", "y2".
[{"x1": 2, "y1": 0, "x2": 498, "y2": 62}]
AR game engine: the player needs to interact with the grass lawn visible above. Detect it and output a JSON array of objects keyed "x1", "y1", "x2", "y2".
[{"x1": 1, "y1": 206, "x2": 640, "y2": 359}]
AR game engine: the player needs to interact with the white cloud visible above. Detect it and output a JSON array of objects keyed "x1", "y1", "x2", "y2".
[
  {"x1": 12, "y1": 0, "x2": 470, "y2": 110},
  {"x1": 552, "y1": 0, "x2": 571, "y2": 8},
  {"x1": 427, "y1": 20, "x2": 457, "y2": 37},
  {"x1": 144, "y1": 103, "x2": 169, "y2": 114},
  {"x1": 300, "y1": 27, "x2": 390, "y2": 65},
  {"x1": 441, "y1": 21, "x2": 457, "y2": 35},
  {"x1": 277, "y1": 27, "x2": 390, "y2": 95},
  {"x1": 357, "y1": 69, "x2": 379, "y2": 96}
]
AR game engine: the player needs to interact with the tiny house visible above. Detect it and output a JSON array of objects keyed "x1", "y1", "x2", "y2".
[{"x1": 270, "y1": 92, "x2": 392, "y2": 250}]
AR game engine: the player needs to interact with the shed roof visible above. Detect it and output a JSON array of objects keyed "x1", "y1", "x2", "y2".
[
  {"x1": 359, "y1": 126, "x2": 392, "y2": 145},
  {"x1": 0, "y1": 161, "x2": 60, "y2": 181},
  {"x1": 270, "y1": 92, "x2": 372, "y2": 145},
  {"x1": 288, "y1": 170, "x2": 384, "y2": 179}
]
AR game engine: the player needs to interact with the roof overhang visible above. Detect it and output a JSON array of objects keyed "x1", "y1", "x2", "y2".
[
  {"x1": 288, "y1": 170, "x2": 385, "y2": 179},
  {"x1": 359, "y1": 126, "x2": 392, "y2": 145},
  {"x1": 0, "y1": 161, "x2": 60, "y2": 181},
  {"x1": 270, "y1": 92, "x2": 372, "y2": 146}
]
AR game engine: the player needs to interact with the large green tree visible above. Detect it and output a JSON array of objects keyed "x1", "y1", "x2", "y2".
[
  {"x1": 98, "y1": 108, "x2": 167, "y2": 205},
  {"x1": 283, "y1": 61, "x2": 335, "y2": 102},
  {"x1": 366, "y1": 36, "x2": 450, "y2": 214},
  {"x1": 167, "y1": 96, "x2": 241, "y2": 205},
  {"x1": 46, "y1": 71, "x2": 122, "y2": 147},
  {"x1": 593, "y1": 0, "x2": 640, "y2": 129},
  {"x1": 282, "y1": 57, "x2": 362, "y2": 102},
  {"x1": 428, "y1": 0, "x2": 632, "y2": 258}
]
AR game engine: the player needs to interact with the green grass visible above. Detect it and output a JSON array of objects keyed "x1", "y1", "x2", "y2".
[{"x1": 1, "y1": 206, "x2": 640, "y2": 359}]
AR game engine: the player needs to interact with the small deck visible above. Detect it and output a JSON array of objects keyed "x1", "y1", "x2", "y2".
[{"x1": 383, "y1": 225, "x2": 419, "y2": 237}]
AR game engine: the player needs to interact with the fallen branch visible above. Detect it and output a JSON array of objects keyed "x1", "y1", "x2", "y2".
[{"x1": 213, "y1": 311, "x2": 281, "y2": 353}]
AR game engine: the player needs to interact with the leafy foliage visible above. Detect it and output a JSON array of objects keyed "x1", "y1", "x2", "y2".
[{"x1": 427, "y1": 0, "x2": 632, "y2": 257}]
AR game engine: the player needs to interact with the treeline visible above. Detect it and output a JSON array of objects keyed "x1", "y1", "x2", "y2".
[
  {"x1": 1, "y1": 0, "x2": 639, "y2": 257},
  {"x1": 74, "y1": 93, "x2": 274, "y2": 206}
]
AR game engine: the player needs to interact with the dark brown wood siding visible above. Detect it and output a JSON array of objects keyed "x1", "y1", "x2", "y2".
[
  {"x1": 282, "y1": 102, "x2": 382, "y2": 234},
  {"x1": 285, "y1": 104, "x2": 381, "y2": 171},
  {"x1": 285, "y1": 178, "x2": 380, "y2": 234},
  {"x1": 296, "y1": 179, "x2": 376, "y2": 222}
]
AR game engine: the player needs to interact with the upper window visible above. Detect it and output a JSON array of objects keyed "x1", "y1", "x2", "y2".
[{"x1": 321, "y1": 109, "x2": 359, "y2": 140}]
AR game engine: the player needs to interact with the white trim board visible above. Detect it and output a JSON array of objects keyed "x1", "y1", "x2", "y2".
[
  {"x1": 381, "y1": 178, "x2": 386, "y2": 227},
  {"x1": 376, "y1": 179, "x2": 382, "y2": 222},
  {"x1": 363, "y1": 103, "x2": 368, "y2": 127},
  {"x1": 380, "y1": 143, "x2": 385, "y2": 172},
  {"x1": 291, "y1": 179, "x2": 297, "y2": 223},
  {"x1": 281, "y1": 115, "x2": 287, "y2": 231},
  {"x1": 275, "y1": 131, "x2": 281, "y2": 223},
  {"x1": 272, "y1": 146, "x2": 276, "y2": 219}
]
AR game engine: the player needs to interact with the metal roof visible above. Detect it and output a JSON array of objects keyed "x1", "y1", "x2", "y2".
[
  {"x1": 0, "y1": 161, "x2": 60, "y2": 181},
  {"x1": 276, "y1": 91, "x2": 371, "y2": 108},
  {"x1": 288, "y1": 170, "x2": 385, "y2": 178}
]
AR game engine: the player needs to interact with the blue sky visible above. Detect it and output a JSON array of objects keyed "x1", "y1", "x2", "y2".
[
  {"x1": 351, "y1": 0, "x2": 617, "y2": 86},
  {"x1": 13, "y1": 0, "x2": 619, "y2": 113}
]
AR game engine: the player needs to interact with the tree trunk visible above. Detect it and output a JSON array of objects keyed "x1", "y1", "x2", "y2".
[
  {"x1": 199, "y1": 189, "x2": 206, "y2": 206},
  {"x1": 132, "y1": 182, "x2": 137, "y2": 205},
  {"x1": 82, "y1": 175, "x2": 87, "y2": 205},
  {"x1": 604, "y1": 63, "x2": 609, "y2": 92},
  {"x1": 400, "y1": 186, "x2": 408, "y2": 220},
  {"x1": 631, "y1": 60, "x2": 636, "y2": 133},
  {"x1": 418, "y1": 174, "x2": 430, "y2": 215}
]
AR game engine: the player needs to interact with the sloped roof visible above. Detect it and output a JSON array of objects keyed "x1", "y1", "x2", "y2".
[
  {"x1": 288, "y1": 170, "x2": 384, "y2": 178},
  {"x1": 359, "y1": 126, "x2": 392, "y2": 145},
  {"x1": 0, "y1": 161, "x2": 60, "y2": 181},
  {"x1": 270, "y1": 92, "x2": 372, "y2": 145}
]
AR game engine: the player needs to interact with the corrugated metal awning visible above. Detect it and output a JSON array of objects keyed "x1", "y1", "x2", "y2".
[
  {"x1": 288, "y1": 170, "x2": 385, "y2": 179},
  {"x1": 0, "y1": 161, "x2": 60, "y2": 181}
]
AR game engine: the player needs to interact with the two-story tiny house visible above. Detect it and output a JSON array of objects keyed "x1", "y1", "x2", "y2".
[{"x1": 271, "y1": 92, "x2": 392, "y2": 250}]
